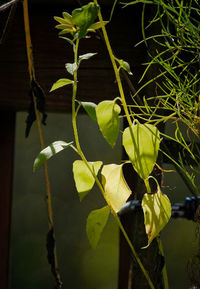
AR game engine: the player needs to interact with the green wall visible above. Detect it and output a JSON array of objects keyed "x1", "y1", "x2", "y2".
[{"x1": 9, "y1": 112, "x2": 198, "y2": 289}]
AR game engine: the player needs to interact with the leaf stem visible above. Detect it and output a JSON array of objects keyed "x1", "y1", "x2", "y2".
[{"x1": 144, "y1": 178, "x2": 152, "y2": 194}]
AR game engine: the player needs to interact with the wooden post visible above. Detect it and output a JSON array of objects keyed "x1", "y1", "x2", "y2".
[{"x1": 0, "y1": 111, "x2": 15, "y2": 289}]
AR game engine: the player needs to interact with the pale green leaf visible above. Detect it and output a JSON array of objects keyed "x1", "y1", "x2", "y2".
[
  {"x1": 58, "y1": 28, "x2": 74, "y2": 35},
  {"x1": 55, "y1": 24, "x2": 72, "y2": 30},
  {"x1": 54, "y1": 16, "x2": 68, "y2": 24},
  {"x1": 115, "y1": 57, "x2": 133, "y2": 75},
  {"x1": 78, "y1": 101, "x2": 97, "y2": 121},
  {"x1": 54, "y1": 13, "x2": 74, "y2": 26},
  {"x1": 65, "y1": 62, "x2": 78, "y2": 75},
  {"x1": 142, "y1": 182, "x2": 171, "y2": 247},
  {"x1": 101, "y1": 164, "x2": 132, "y2": 212},
  {"x1": 33, "y1": 141, "x2": 73, "y2": 172},
  {"x1": 50, "y1": 78, "x2": 73, "y2": 92},
  {"x1": 72, "y1": 2, "x2": 99, "y2": 38},
  {"x1": 96, "y1": 100, "x2": 121, "y2": 147},
  {"x1": 88, "y1": 21, "x2": 109, "y2": 30},
  {"x1": 79, "y1": 52, "x2": 97, "y2": 62},
  {"x1": 123, "y1": 123, "x2": 160, "y2": 179},
  {"x1": 73, "y1": 160, "x2": 103, "y2": 201},
  {"x1": 62, "y1": 12, "x2": 73, "y2": 22},
  {"x1": 86, "y1": 205, "x2": 110, "y2": 249}
]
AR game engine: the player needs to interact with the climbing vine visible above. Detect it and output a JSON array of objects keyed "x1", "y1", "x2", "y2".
[{"x1": 33, "y1": 1, "x2": 200, "y2": 288}]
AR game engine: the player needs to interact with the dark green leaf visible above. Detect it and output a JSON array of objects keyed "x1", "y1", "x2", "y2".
[{"x1": 72, "y1": 2, "x2": 99, "y2": 38}]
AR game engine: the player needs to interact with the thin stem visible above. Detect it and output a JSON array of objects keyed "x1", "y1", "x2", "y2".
[
  {"x1": 157, "y1": 236, "x2": 169, "y2": 289},
  {"x1": 144, "y1": 178, "x2": 152, "y2": 194},
  {"x1": 93, "y1": 0, "x2": 133, "y2": 128},
  {"x1": 23, "y1": 1, "x2": 62, "y2": 287},
  {"x1": 114, "y1": 213, "x2": 155, "y2": 289},
  {"x1": 71, "y1": 38, "x2": 155, "y2": 289}
]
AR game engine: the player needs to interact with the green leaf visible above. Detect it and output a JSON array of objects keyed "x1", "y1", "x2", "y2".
[
  {"x1": 62, "y1": 12, "x2": 73, "y2": 22},
  {"x1": 55, "y1": 24, "x2": 73, "y2": 30},
  {"x1": 88, "y1": 21, "x2": 109, "y2": 30},
  {"x1": 86, "y1": 205, "x2": 110, "y2": 249},
  {"x1": 54, "y1": 16, "x2": 69, "y2": 24},
  {"x1": 50, "y1": 78, "x2": 73, "y2": 92},
  {"x1": 33, "y1": 141, "x2": 73, "y2": 172},
  {"x1": 73, "y1": 160, "x2": 103, "y2": 201},
  {"x1": 96, "y1": 100, "x2": 121, "y2": 147},
  {"x1": 79, "y1": 52, "x2": 97, "y2": 62},
  {"x1": 79, "y1": 101, "x2": 97, "y2": 121},
  {"x1": 72, "y1": 2, "x2": 99, "y2": 39},
  {"x1": 58, "y1": 28, "x2": 74, "y2": 35},
  {"x1": 59, "y1": 36, "x2": 74, "y2": 46},
  {"x1": 65, "y1": 62, "x2": 78, "y2": 75},
  {"x1": 142, "y1": 181, "x2": 171, "y2": 247},
  {"x1": 115, "y1": 58, "x2": 133, "y2": 75},
  {"x1": 101, "y1": 164, "x2": 132, "y2": 212},
  {"x1": 123, "y1": 123, "x2": 160, "y2": 179}
]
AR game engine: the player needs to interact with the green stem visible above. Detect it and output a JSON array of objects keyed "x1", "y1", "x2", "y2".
[
  {"x1": 94, "y1": 0, "x2": 133, "y2": 128},
  {"x1": 114, "y1": 213, "x2": 156, "y2": 289},
  {"x1": 144, "y1": 178, "x2": 152, "y2": 194},
  {"x1": 157, "y1": 236, "x2": 169, "y2": 289},
  {"x1": 71, "y1": 39, "x2": 155, "y2": 289}
]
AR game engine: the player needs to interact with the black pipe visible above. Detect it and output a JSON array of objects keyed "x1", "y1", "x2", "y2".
[{"x1": 118, "y1": 197, "x2": 200, "y2": 221}]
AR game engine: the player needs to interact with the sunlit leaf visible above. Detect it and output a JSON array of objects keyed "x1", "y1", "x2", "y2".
[
  {"x1": 72, "y1": 2, "x2": 99, "y2": 38},
  {"x1": 33, "y1": 141, "x2": 73, "y2": 172},
  {"x1": 101, "y1": 164, "x2": 132, "y2": 212},
  {"x1": 62, "y1": 12, "x2": 73, "y2": 22},
  {"x1": 54, "y1": 16, "x2": 69, "y2": 24},
  {"x1": 55, "y1": 24, "x2": 73, "y2": 30},
  {"x1": 78, "y1": 101, "x2": 97, "y2": 121},
  {"x1": 86, "y1": 205, "x2": 110, "y2": 249},
  {"x1": 123, "y1": 123, "x2": 160, "y2": 179},
  {"x1": 50, "y1": 78, "x2": 73, "y2": 92},
  {"x1": 58, "y1": 28, "x2": 74, "y2": 35},
  {"x1": 73, "y1": 160, "x2": 103, "y2": 200},
  {"x1": 96, "y1": 100, "x2": 121, "y2": 147},
  {"x1": 88, "y1": 21, "x2": 109, "y2": 30},
  {"x1": 142, "y1": 181, "x2": 171, "y2": 247},
  {"x1": 65, "y1": 62, "x2": 78, "y2": 75}
]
